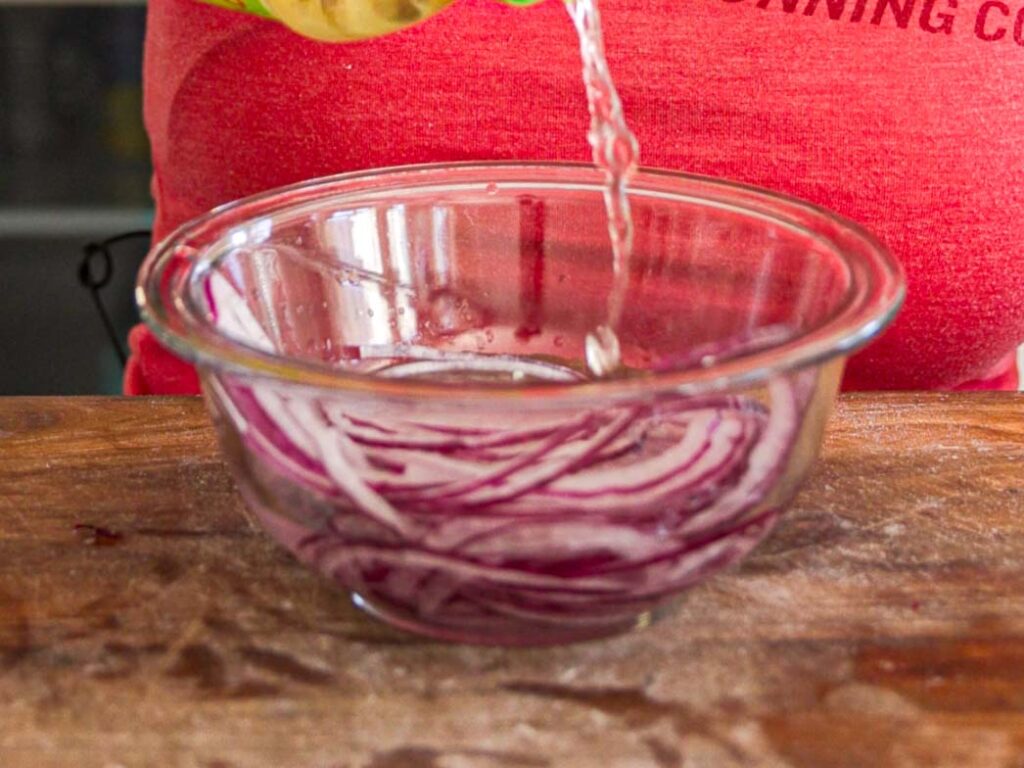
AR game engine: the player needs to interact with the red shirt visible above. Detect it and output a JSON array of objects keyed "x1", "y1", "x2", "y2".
[{"x1": 127, "y1": 0, "x2": 1024, "y2": 394}]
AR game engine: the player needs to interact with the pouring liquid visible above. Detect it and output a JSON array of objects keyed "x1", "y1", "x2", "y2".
[{"x1": 567, "y1": 0, "x2": 640, "y2": 377}]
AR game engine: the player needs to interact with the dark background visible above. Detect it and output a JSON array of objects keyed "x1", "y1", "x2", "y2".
[{"x1": 1, "y1": 5, "x2": 151, "y2": 394}]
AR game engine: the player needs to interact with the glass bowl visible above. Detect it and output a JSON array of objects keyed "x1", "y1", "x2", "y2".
[{"x1": 137, "y1": 162, "x2": 904, "y2": 646}]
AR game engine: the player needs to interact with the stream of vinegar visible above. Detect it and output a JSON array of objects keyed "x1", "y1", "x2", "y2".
[{"x1": 567, "y1": 0, "x2": 640, "y2": 377}]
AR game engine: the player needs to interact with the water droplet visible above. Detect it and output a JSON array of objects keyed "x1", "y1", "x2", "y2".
[
  {"x1": 485, "y1": 329, "x2": 495, "y2": 342},
  {"x1": 485, "y1": 182, "x2": 499, "y2": 196},
  {"x1": 553, "y1": 335, "x2": 564, "y2": 348},
  {"x1": 422, "y1": 289, "x2": 489, "y2": 337},
  {"x1": 397, "y1": 306, "x2": 406, "y2": 316},
  {"x1": 557, "y1": 273, "x2": 567, "y2": 284},
  {"x1": 367, "y1": 308, "x2": 375, "y2": 318}
]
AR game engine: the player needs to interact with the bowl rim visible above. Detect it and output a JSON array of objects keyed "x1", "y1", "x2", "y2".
[{"x1": 136, "y1": 160, "x2": 905, "y2": 401}]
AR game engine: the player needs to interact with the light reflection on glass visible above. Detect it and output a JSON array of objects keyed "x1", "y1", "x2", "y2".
[
  {"x1": 386, "y1": 204, "x2": 418, "y2": 341},
  {"x1": 431, "y1": 206, "x2": 453, "y2": 285}
]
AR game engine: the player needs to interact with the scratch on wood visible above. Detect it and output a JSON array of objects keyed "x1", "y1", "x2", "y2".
[
  {"x1": 73, "y1": 524, "x2": 124, "y2": 547},
  {"x1": 237, "y1": 645, "x2": 334, "y2": 686},
  {"x1": 503, "y1": 682, "x2": 745, "y2": 761}
]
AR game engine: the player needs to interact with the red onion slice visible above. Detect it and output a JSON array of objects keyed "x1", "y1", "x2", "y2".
[{"x1": 205, "y1": 270, "x2": 814, "y2": 630}]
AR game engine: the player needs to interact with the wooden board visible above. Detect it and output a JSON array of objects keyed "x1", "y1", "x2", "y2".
[{"x1": 0, "y1": 394, "x2": 1022, "y2": 767}]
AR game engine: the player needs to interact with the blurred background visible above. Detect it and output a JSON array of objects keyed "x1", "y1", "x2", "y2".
[
  {"x1": 1, "y1": 5, "x2": 1021, "y2": 395},
  {"x1": 1, "y1": 3, "x2": 151, "y2": 395}
]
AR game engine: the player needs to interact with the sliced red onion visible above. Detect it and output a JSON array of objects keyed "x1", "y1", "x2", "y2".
[{"x1": 206, "y1": 271, "x2": 815, "y2": 631}]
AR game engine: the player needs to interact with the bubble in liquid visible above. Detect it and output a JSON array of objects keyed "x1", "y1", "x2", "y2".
[
  {"x1": 485, "y1": 182, "x2": 499, "y2": 196},
  {"x1": 554, "y1": 335, "x2": 565, "y2": 348}
]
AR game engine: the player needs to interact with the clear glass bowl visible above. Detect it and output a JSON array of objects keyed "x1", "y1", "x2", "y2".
[{"x1": 138, "y1": 163, "x2": 904, "y2": 645}]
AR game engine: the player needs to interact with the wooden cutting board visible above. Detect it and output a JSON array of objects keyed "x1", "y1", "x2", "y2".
[{"x1": 0, "y1": 394, "x2": 1021, "y2": 767}]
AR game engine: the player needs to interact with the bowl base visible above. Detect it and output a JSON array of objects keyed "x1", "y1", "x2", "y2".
[{"x1": 350, "y1": 591, "x2": 672, "y2": 647}]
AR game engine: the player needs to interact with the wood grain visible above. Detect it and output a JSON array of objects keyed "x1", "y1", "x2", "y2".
[{"x1": 0, "y1": 393, "x2": 1021, "y2": 768}]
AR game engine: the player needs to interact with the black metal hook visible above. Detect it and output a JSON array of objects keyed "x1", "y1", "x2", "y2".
[{"x1": 78, "y1": 230, "x2": 151, "y2": 368}]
